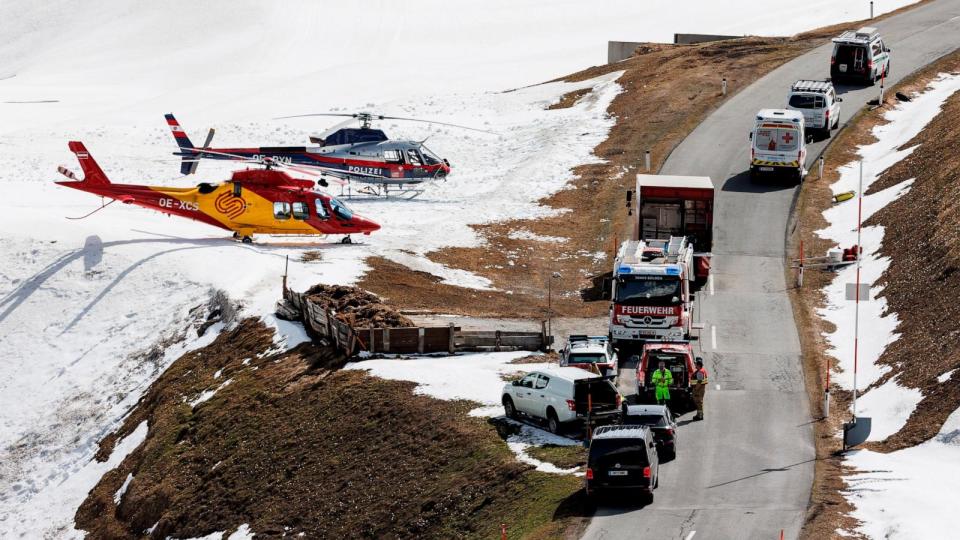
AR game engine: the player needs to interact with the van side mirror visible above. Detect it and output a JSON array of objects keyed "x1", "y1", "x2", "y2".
[
  {"x1": 885, "y1": 47, "x2": 891, "y2": 52},
  {"x1": 696, "y1": 357, "x2": 704, "y2": 364},
  {"x1": 748, "y1": 132, "x2": 753, "y2": 140},
  {"x1": 233, "y1": 182, "x2": 242, "y2": 197},
  {"x1": 512, "y1": 380, "x2": 520, "y2": 386},
  {"x1": 649, "y1": 441, "x2": 656, "y2": 448},
  {"x1": 838, "y1": 97, "x2": 843, "y2": 102}
]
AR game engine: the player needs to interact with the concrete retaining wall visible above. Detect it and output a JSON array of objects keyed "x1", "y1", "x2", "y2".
[
  {"x1": 608, "y1": 34, "x2": 742, "y2": 64},
  {"x1": 673, "y1": 33, "x2": 741, "y2": 45}
]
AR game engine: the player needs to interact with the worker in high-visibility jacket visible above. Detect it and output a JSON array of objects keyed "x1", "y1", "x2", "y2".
[
  {"x1": 692, "y1": 357, "x2": 709, "y2": 420},
  {"x1": 651, "y1": 360, "x2": 673, "y2": 405}
]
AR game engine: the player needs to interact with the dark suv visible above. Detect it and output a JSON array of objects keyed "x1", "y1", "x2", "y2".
[
  {"x1": 622, "y1": 404, "x2": 678, "y2": 461},
  {"x1": 585, "y1": 425, "x2": 660, "y2": 503}
]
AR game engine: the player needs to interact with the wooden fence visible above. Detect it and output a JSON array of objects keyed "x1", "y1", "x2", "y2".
[{"x1": 277, "y1": 287, "x2": 550, "y2": 356}]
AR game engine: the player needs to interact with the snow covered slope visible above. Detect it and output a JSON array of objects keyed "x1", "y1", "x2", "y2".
[{"x1": 816, "y1": 73, "x2": 960, "y2": 538}]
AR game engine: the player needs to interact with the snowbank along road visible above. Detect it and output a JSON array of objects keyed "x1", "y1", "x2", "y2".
[{"x1": 584, "y1": 1, "x2": 960, "y2": 539}]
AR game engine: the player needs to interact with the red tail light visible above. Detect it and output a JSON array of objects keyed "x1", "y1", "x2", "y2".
[
  {"x1": 643, "y1": 466, "x2": 651, "y2": 478},
  {"x1": 665, "y1": 428, "x2": 674, "y2": 435},
  {"x1": 867, "y1": 60, "x2": 874, "y2": 69},
  {"x1": 586, "y1": 468, "x2": 594, "y2": 480},
  {"x1": 566, "y1": 399, "x2": 576, "y2": 411},
  {"x1": 637, "y1": 370, "x2": 645, "y2": 383},
  {"x1": 616, "y1": 394, "x2": 622, "y2": 408},
  {"x1": 830, "y1": 56, "x2": 836, "y2": 65}
]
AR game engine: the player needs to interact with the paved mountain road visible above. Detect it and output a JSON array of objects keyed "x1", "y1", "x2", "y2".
[{"x1": 583, "y1": 2, "x2": 960, "y2": 538}]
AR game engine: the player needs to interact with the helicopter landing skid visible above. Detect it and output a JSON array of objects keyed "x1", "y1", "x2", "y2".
[{"x1": 338, "y1": 183, "x2": 424, "y2": 200}]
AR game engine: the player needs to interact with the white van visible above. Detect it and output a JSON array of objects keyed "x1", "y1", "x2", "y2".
[
  {"x1": 748, "y1": 109, "x2": 806, "y2": 183},
  {"x1": 787, "y1": 80, "x2": 841, "y2": 137},
  {"x1": 831, "y1": 27, "x2": 891, "y2": 86}
]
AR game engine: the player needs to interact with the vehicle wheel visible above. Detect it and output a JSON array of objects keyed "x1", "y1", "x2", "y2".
[
  {"x1": 654, "y1": 465, "x2": 660, "y2": 488},
  {"x1": 232, "y1": 231, "x2": 240, "y2": 239},
  {"x1": 749, "y1": 167, "x2": 758, "y2": 182},
  {"x1": 241, "y1": 236, "x2": 253, "y2": 244},
  {"x1": 503, "y1": 396, "x2": 518, "y2": 420},
  {"x1": 641, "y1": 491, "x2": 654, "y2": 505},
  {"x1": 341, "y1": 236, "x2": 353, "y2": 244},
  {"x1": 824, "y1": 127, "x2": 832, "y2": 139},
  {"x1": 546, "y1": 409, "x2": 561, "y2": 434}
]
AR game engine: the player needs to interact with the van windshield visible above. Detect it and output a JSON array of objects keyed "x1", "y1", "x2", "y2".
[
  {"x1": 755, "y1": 127, "x2": 799, "y2": 152},
  {"x1": 789, "y1": 94, "x2": 825, "y2": 109},
  {"x1": 568, "y1": 353, "x2": 607, "y2": 364}
]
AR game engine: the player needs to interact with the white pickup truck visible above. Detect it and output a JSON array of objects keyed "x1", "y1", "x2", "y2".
[{"x1": 502, "y1": 367, "x2": 621, "y2": 434}]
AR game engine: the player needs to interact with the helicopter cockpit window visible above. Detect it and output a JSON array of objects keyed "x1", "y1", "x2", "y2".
[
  {"x1": 315, "y1": 199, "x2": 329, "y2": 219},
  {"x1": 420, "y1": 145, "x2": 442, "y2": 166},
  {"x1": 292, "y1": 201, "x2": 309, "y2": 220},
  {"x1": 406, "y1": 149, "x2": 423, "y2": 166},
  {"x1": 273, "y1": 201, "x2": 291, "y2": 220},
  {"x1": 384, "y1": 149, "x2": 402, "y2": 164},
  {"x1": 329, "y1": 197, "x2": 354, "y2": 221}
]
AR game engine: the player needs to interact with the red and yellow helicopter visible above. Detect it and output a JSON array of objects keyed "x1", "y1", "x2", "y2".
[
  {"x1": 165, "y1": 111, "x2": 491, "y2": 197},
  {"x1": 56, "y1": 141, "x2": 379, "y2": 244}
]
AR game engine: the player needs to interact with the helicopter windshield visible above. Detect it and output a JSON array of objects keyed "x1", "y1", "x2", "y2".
[
  {"x1": 329, "y1": 197, "x2": 354, "y2": 221},
  {"x1": 420, "y1": 145, "x2": 442, "y2": 166}
]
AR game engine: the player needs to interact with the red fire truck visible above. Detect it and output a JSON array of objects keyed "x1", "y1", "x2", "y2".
[{"x1": 609, "y1": 175, "x2": 714, "y2": 344}]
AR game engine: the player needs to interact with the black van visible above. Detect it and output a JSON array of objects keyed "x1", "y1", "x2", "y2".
[{"x1": 585, "y1": 425, "x2": 660, "y2": 503}]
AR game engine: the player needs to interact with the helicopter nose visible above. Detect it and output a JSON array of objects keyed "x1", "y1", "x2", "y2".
[{"x1": 355, "y1": 215, "x2": 381, "y2": 233}]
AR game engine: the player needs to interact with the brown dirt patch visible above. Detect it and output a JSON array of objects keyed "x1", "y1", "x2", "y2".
[
  {"x1": 547, "y1": 88, "x2": 592, "y2": 110},
  {"x1": 789, "y1": 49, "x2": 960, "y2": 540},
  {"x1": 76, "y1": 319, "x2": 590, "y2": 539},
  {"x1": 361, "y1": 3, "x2": 931, "y2": 319}
]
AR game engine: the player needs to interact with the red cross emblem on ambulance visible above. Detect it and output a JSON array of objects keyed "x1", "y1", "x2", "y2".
[{"x1": 782, "y1": 131, "x2": 794, "y2": 144}]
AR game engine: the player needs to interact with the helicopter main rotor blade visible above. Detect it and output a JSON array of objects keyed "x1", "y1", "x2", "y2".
[
  {"x1": 274, "y1": 113, "x2": 376, "y2": 120},
  {"x1": 274, "y1": 111, "x2": 494, "y2": 134},
  {"x1": 376, "y1": 115, "x2": 495, "y2": 134}
]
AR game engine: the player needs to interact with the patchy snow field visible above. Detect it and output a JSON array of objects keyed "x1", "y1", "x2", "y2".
[
  {"x1": 815, "y1": 73, "x2": 960, "y2": 538},
  {"x1": 0, "y1": 0, "x2": 922, "y2": 536},
  {"x1": 346, "y1": 352, "x2": 582, "y2": 473}
]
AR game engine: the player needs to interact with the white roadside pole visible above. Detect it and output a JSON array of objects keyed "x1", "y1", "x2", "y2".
[
  {"x1": 852, "y1": 161, "x2": 863, "y2": 416},
  {"x1": 843, "y1": 161, "x2": 872, "y2": 448}
]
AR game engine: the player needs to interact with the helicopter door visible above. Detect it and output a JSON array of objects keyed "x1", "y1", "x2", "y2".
[{"x1": 406, "y1": 149, "x2": 426, "y2": 178}]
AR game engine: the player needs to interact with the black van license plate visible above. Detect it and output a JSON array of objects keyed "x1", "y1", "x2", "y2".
[{"x1": 608, "y1": 470, "x2": 629, "y2": 476}]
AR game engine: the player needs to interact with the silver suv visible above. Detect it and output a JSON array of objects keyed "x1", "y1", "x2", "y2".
[{"x1": 787, "y1": 80, "x2": 841, "y2": 137}]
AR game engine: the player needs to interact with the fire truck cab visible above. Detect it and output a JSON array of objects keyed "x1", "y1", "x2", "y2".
[{"x1": 610, "y1": 237, "x2": 694, "y2": 343}]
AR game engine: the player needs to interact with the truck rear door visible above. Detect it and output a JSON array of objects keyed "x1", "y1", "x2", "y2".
[{"x1": 574, "y1": 378, "x2": 619, "y2": 416}]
